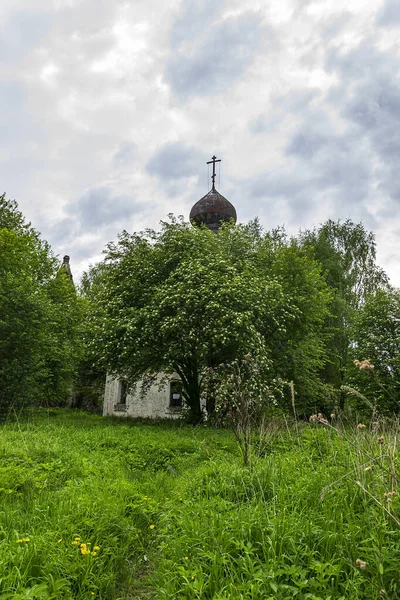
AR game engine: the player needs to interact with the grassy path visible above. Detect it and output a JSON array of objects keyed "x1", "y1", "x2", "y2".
[{"x1": 0, "y1": 410, "x2": 399, "y2": 599}]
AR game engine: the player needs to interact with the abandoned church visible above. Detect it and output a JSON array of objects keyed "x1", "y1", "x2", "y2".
[{"x1": 102, "y1": 156, "x2": 237, "y2": 418}]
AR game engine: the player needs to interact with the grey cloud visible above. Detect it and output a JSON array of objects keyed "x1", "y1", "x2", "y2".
[
  {"x1": 0, "y1": 10, "x2": 53, "y2": 60},
  {"x1": 248, "y1": 116, "x2": 277, "y2": 135},
  {"x1": 321, "y1": 12, "x2": 354, "y2": 39},
  {"x1": 113, "y1": 142, "x2": 137, "y2": 165},
  {"x1": 286, "y1": 131, "x2": 329, "y2": 159},
  {"x1": 166, "y1": 12, "x2": 270, "y2": 98},
  {"x1": 45, "y1": 217, "x2": 80, "y2": 245},
  {"x1": 170, "y1": 0, "x2": 226, "y2": 48},
  {"x1": 70, "y1": 187, "x2": 139, "y2": 229},
  {"x1": 321, "y1": 40, "x2": 400, "y2": 205},
  {"x1": 325, "y1": 41, "x2": 393, "y2": 81},
  {"x1": 43, "y1": 187, "x2": 145, "y2": 262},
  {"x1": 315, "y1": 159, "x2": 370, "y2": 203},
  {"x1": 146, "y1": 142, "x2": 206, "y2": 182},
  {"x1": 377, "y1": 0, "x2": 400, "y2": 27}
]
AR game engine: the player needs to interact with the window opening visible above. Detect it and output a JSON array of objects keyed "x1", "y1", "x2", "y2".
[
  {"x1": 118, "y1": 380, "x2": 128, "y2": 404},
  {"x1": 169, "y1": 380, "x2": 183, "y2": 408}
]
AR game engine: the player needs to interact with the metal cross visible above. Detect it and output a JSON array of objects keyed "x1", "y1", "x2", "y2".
[{"x1": 207, "y1": 155, "x2": 221, "y2": 189}]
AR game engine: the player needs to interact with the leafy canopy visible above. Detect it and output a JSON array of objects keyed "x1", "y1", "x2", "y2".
[{"x1": 88, "y1": 218, "x2": 332, "y2": 421}]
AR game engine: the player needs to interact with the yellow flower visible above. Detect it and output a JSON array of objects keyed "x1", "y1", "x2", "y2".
[
  {"x1": 23, "y1": 538, "x2": 30, "y2": 543},
  {"x1": 149, "y1": 524, "x2": 155, "y2": 530},
  {"x1": 80, "y1": 543, "x2": 88, "y2": 555},
  {"x1": 74, "y1": 537, "x2": 81, "y2": 541},
  {"x1": 93, "y1": 546, "x2": 100, "y2": 551},
  {"x1": 16, "y1": 539, "x2": 23, "y2": 543},
  {"x1": 58, "y1": 538, "x2": 62, "y2": 543},
  {"x1": 185, "y1": 556, "x2": 189, "y2": 561},
  {"x1": 92, "y1": 551, "x2": 97, "y2": 557},
  {"x1": 72, "y1": 541, "x2": 79, "y2": 546}
]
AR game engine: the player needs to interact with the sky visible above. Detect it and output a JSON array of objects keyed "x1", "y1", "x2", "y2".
[{"x1": 1, "y1": 0, "x2": 400, "y2": 286}]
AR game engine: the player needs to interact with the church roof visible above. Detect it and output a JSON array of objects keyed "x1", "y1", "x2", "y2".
[
  {"x1": 189, "y1": 186, "x2": 237, "y2": 233},
  {"x1": 190, "y1": 155, "x2": 237, "y2": 233}
]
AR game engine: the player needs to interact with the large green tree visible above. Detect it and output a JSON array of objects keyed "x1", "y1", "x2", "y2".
[
  {"x1": 0, "y1": 194, "x2": 80, "y2": 418},
  {"x1": 298, "y1": 219, "x2": 388, "y2": 408},
  {"x1": 88, "y1": 218, "x2": 331, "y2": 421}
]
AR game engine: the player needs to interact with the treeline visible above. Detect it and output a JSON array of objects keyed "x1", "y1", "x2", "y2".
[
  {"x1": 1, "y1": 194, "x2": 399, "y2": 422},
  {"x1": 0, "y1": 194, "x2": 101, "y2": 420}
]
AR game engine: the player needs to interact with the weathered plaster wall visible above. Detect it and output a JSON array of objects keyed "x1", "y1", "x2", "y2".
[{"x1": 103, "y1": 374, "x2": 182, "y2": 419}]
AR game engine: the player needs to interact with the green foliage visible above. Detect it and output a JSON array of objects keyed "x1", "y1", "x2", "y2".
[
  {"x1": 87, "y1": 218, "x2": 331, "y2": 421},
  {"x1": 348, "y1": 287, "x2": 400, "y2": 414},
  {"x1": 1, "y1": 410, "x2": 399, "y2": 599},
  {"x1": 0, "y1": 194, "x2": 81, "y2": 417},
  {"x1": 204, "y1": 353, "x2": 284, "y2": 465},
  {"x1": 299, "y1": 219, "x2": 389, "y2": 409}
]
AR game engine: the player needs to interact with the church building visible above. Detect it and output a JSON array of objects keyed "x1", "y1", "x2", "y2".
[{"x1": 102, "y1": 156, "x2": 237, "y2": 419}]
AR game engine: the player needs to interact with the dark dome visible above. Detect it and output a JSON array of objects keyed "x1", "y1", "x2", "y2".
[{"x1": 190, "y1": 187, "x2": 237, "y2": 233}]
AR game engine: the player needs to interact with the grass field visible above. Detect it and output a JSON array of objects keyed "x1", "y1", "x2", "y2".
[{"x1": 0, "y1": 410, "x2": 399, "y2": 599}]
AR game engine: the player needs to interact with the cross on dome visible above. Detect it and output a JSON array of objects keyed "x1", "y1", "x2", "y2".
[
  {"x1": 190, "y1": 155, "x2": 237, "y2": 233},
  {"x1": 206, "y1": 155, "x2": 221, "y2": 189}
]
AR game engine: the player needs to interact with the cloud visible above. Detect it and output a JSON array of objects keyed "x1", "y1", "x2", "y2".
[
  {"x1": 146, "y1": 142, "x2": 206, "y2": 182},
  {"x1": 1, "y1": 0, "x2": 400, "y2": 287},
  {"x1": 0, "y1": 9, "x2": 54, "y2": 61},
  {"x1": 166, "y1": 11, "x2": 272, "y2": 98},
  {"x1": 376, "y1": 0, "x2": 400, "y2": 27},
  {"x1": 169, "y1": 0, "x2": 226, "y2": 48},
  {"x1": 113, "y1": 142, "x2": 136, "y2": 165},
  {"x1": 69, "y1": 186, "x2": 140, "y2": 230}
]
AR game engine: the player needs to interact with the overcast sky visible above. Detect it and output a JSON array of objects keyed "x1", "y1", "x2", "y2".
[{"x1": 1, "y1": 0, "x2": 400, "y2": 285}]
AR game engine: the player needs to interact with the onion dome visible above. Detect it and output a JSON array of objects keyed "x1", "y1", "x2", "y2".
[
  {"x1": 190, "y1": 155, "x2": 237, "y2": 233},
  {"x1": 190, "y1": 187, "x2": 237, "y2": 233}
]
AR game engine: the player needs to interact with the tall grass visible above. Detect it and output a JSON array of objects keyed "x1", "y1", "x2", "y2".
[{"x1": 0, "y1": 410, "x2": 399, "y2": 599}]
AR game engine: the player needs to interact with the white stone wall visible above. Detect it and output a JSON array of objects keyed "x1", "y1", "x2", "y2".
[{"x1": 103, "y1": 373, "x2": 183, "y2": 419}]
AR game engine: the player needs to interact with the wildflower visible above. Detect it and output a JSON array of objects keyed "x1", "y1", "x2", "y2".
[
  {"x1": 74, "y1": 537, "x2": 81, "y2": 541},
  {"x1": 364, "y1": 466, "x2": 372, "y2": 472},
  {"x1": 377, "y1": 436, "x2": 384, "y2": 445},
  {"x1": 93, "y1": 546, "x2": 100, "y2": 551},
  {"x1": 80, "y1": 545, "x2": 88, "y2": 555},
  {"x1": 72, "y1": 541, "x2": 79, "y2": 546},
  {"x1": 58, "y1": 538, "x2": 62, "y2": 543},
  {"x1": 354, "y1": 359, "x2": 374, "y2": 372},
  {"x1": 317, "y1": 413, "x2": 329, "y2": 425},
  {"x1": 23, "y1": 538, "x2": 30, "y2": 543},
  {"x1": 356, "y1": 423, "x2": 366, "y2": 430},
  {"x1": 384, "y1": 491, "x2": 396, "y2": 503},
  {"x1": 92, "y1": 552, "x2": 97, "y2": 557},
  {"x1": 16, "y1": 539, "x2": 23, "y2": 543},
  {"x1": 185, "y1": 556, "x2": 189, "y2": 561},
  {"x1": 356, "y1": 558, "x2": 367, "y2": 569},
  {"x1": 149, "y1": 524, "x2": 155, "y2": 530}
]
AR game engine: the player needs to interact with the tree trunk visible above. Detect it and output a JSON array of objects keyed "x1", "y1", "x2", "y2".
[{"x1": 185, "y1": 377, "x2": 202, "y2": 423}]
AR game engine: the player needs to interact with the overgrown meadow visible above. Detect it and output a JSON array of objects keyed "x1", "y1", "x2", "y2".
[{"x1": 0, "y1": 410, "x2": 399, "y2": 599}]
